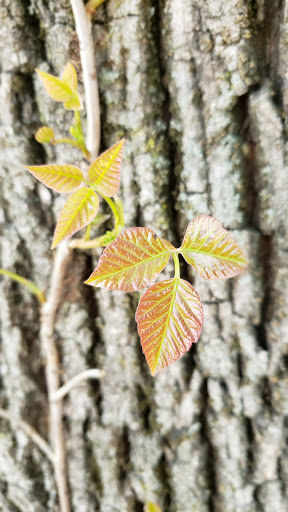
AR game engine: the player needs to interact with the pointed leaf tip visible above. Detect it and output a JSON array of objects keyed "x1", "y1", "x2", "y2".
[
  {"x1": 136, "y1": 278, "x2": 204, "y2": 376},
  {"x1": 180, "y1": 215, "x2": 248, "y2": 280},
  {"x1": 84, "y1": 227, "x2": 175, "y2": 291},
  {"x1": 25, "y1": 164, "x2": 83, "y2": 193},
  {"x1": 88, "y1": 139, "x2": 125, "y2": 197},
  {"x1": 61, "y1": 62, "x2": 78, "y2": 92},
  {"x1": 52, "y1": 187, "x2": 99, "y2": 248}
]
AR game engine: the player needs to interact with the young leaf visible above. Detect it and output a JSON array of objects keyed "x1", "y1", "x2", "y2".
[
  {"x1": 61, "y1": 62, "x2": 78, "y2": 93},
  {"x1": 85, "y1": 227, "x2": 175, "y2": 291},
  {"x1": 136, "y1": 278, "x2": 204, "y2": 376},
  {"x1": 36, "y1": 68, "x2": 82, "y2": 111},
  {"x1": 145, "y1": 503, "x2": 162, "y2": 512},
  {"x1": 35, "y1": 126, "x2": 55, "y2": 144},
  {"x1": 25, "y1": 165, "x2": 84, "y2": 193},
  {"x1": 88, "y1": 139, "x2": 124, "y2": 197},
  {"x1": 52, "y1": 187, "x2": 99, "y2": 248},
  {"x1": 180, "y1": 215, "x2": 248, "y2": 279}
]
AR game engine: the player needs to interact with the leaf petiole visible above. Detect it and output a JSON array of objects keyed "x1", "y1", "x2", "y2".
[
  {"x1": 101, "y1": 195, "x2": 120, "y2": 230},
  {"x1": 173, "y1": 253, "x2": 180, "y2": 280},
  {"x1": 0, "y1": 269, "x2": 46, "y2": 304},
  {"x1": 53, "y1": 137, "x2": 90, "y2": 158}
]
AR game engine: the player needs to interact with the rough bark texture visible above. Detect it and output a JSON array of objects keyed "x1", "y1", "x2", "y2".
[{"x1": 1, "y1": 0, "x2": 288, "y2": 511}]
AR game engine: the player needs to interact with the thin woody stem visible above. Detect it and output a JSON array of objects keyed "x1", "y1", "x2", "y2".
[
  {"x1": 0, "y1": 408, "x2": 55, "y2": 465},
  {"x1": 40, "y1": 242, "x2": 71, "y2": 512},
  {"x1": 70, "y1": 0, "x2": 101, "y2": 160},
  {"x1": 51, "y1": 369, "x2": 105, "y2": 401}
]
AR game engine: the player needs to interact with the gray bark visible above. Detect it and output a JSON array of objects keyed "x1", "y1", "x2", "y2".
[{"x1": 1, "y1": 0, "x2": 288, "y2": 511}]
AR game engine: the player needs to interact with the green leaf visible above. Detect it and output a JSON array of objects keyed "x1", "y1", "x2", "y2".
[
  {"x1": 145, "y1": 503, "x2": 162, "y2": 512},
  {"x1": 25, "y1": 164, "x2": 84, "y2": 193},
  {"x1": 61, "y1": 62, "x2": 78, "y2": 92},
  {"x1": 0, "y1": 269, "x2": 46, "y2": 304},
  {"x1": 136, "y1": 278, "x2": 204, "y2": 376},
  {"x1": 180, "y1": 215, "x2": 248, "y2": 279},
  {"x1": 84, "y1": 227, "x2": 175, "y2": 291},
  {"x1": 35, "y1": 126, "x2": 55, "y2": 144},
  {"x1": 52, "y1": 187, "x2": 99, "y2": 248},
  {"x1": 88, "y1": 139, "x2": 124, "y2": 197},
  {"x1": 63, "y1": 95, "x2": 83, "y2": 111},
  {"x1": 36, "y1": 68, "x2": 82, "y2": 111}
]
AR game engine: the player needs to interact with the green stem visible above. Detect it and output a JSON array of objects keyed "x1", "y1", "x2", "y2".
[
  {"x1": 74, "y1": 111, "x2": 85, "y2": 146},
  {"x1": 173, "y1": 253, "x2": 180, "y2": 280},
  {"x1": 53, "y1": 138, "x2": 90, "y2": 158},
  {"x1": 83, "y1": 224, "x2": 91, "y2": 241},
  {"x1": 101, "y1": 196, "x2": 120, "y2": 230},
  {"x1": 0, "y1": 269, "x2": 46, "y2": 304},
  {"x1": 114, "y1": 197, "x2": 125, "y2": 228}
]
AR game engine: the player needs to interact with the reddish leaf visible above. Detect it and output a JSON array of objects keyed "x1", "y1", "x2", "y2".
[
  {"x1": 25, "y1": 164, "x2": 83, "y2": 193},
  {"x1": 52, "y1": 187, "x2": 99, "y2": 248},
  {"x1": 88, "y1": 139, "x2": 124, "y2": 197},
  {"x1": 35, "y1": 126, "x2": 55, "y2": 144},
  {"x1": 136, "y1": 278, "x2": 203, "y2": 376},
  {"x1": 180, "y1": 215, "x2": 248, "y2": 279},
  {"x1": 85, "y1": 227, "x2": 175, "y2": 291}
]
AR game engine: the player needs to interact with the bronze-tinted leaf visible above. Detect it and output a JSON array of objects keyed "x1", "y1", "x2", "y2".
[
  {"x1": 25, "y1": 164, "x2": 83, "y2": 193},
  {"x1": 88, "y1": 140, "x2": 124, "y2": 197},
  {"x1": 85, "y1": 227, "x2": 175, "y2": 291},
  {"x1": 136, "y1": 278, "x2": 204, "y2": 376},
  {"x1": 52, "y1": 187, "x2": 99, "y2": 248},
  {"x1": 180, "y1": 215, "x2": 248, "y2": 279},
  {"x1": 35, "y1": 126, "x2": 55, "y2": 144}
]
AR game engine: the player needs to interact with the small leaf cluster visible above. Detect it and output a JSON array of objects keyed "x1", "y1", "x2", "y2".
[
  {"x1": 26, "y1": 62, "x2": 125, "y2": 249},
  {"x1": 26, "y1": 140, "x2": 124, "y2": 248},
  {"x1": 86, "y1": 216, "x2": 248, "y2": 375}
]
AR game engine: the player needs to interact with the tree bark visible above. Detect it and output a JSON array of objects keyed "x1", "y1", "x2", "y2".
[{"x1": 1, "y1": 1, "x2": 288, "y2": 511}]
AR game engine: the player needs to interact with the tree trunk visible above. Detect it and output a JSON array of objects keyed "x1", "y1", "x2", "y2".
[{"x1": 1, "y1": 1, "x2": 288, "y2": 511}]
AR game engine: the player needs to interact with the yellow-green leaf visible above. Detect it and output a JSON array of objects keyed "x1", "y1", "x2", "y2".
[
  {"x1": 61, "y1": 62, "x2": 78, "y2": 92},
  {"x1": 85, "y1": 227, "x2": 175, "y2": 291},
  {"x1": 63, "y1": 94, "x2": 83, "y2": 110},
  {"x1": 52, "y1": 187, "x2": 99, "y2": 248},
  {"x1": 88, "y1": 140, "x2": 124, "y2": 197},
  {"x1": 25, "y1": 165, "x2": 83, "y2": 193},
  {"x1": 35, "y1": 126, "x2": 55, "y2": 144},
  {"x1": 136, "y1": 278, "x2": 204, "y2": 376},
  {"x1": 36, "y1": 68, "x2": 82, "y2": 111},
  {"x1": 180, "y1": 215, "x2": 248, "y2": 279},
  {"x1": 145, "y1": 503, "x2": 162, "y2": 512},
  {"x1": 36, "y1": 69, "x2": 72, "y2": 102}
]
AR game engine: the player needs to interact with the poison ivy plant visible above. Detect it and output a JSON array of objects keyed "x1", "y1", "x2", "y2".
[
  {"x1": 16, "y1": 62, "x2": 248, "y2": 377},
  {"x1": 24, "y1": 62, "x2": 125, "y2": 250},
  {"x1": 25, "y1": 139, "x2": 124, "y2": 248},
  {"x1": 85, "y1": 216, "x2": 247, "y2": 375}
]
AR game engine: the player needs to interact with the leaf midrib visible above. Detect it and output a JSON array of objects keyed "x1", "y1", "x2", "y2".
[
  {"x1": 92, "y1": 147, "x2": 120, "y2": 188},
  {"x1": 180, "y1": 247, "x2": 247, "y2": 264},
  {"x1": 152, "y1": 278, "x2": 179, "y2": 374},
  {"x1": 56, "y1": 189, "x2": 96, "y2": 243},
  {"x1": 92, "y1": 249, "x2": 173, "y2": 282}
]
